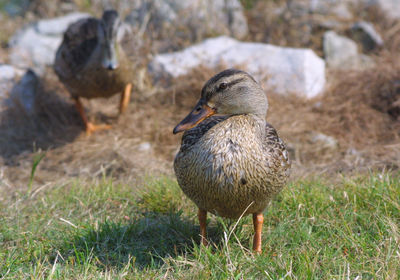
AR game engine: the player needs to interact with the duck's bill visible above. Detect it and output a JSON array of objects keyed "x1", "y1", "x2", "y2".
[{"x1": 173, "y1": 102, "x2": 216, "y2": 134}]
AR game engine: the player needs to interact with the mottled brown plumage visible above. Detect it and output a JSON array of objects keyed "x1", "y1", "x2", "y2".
[
  {"x1": 173, "y1": 69, "x2": 291, "y2": 252},
  {"x1": 54, "y1": 10, "x2": 134, "y2": 134}
]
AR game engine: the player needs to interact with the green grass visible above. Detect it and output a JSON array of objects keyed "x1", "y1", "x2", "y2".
[{"x1": 0, "y1": 173, "x2": 399, "y2": 279}]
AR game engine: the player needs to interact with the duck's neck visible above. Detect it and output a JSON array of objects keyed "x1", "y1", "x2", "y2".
[
  {"x1": 249, "y1": 112, "x2": 266, "y2": 123},
  {"x1": 247, "y1": 113, "x2": 267, "y2": 134}
]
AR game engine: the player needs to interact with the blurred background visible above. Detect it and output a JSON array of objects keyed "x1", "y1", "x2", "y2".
[{"x1": 0, "y1": 0, "x2": 399, "y2": 190}]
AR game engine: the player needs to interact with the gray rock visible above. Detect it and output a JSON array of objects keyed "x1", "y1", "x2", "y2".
[
  {"x1": 9, "y1": 69, "x2": 40, "y2": 115},
  {"x1": 323, "y1": 31, "x2": 375, "y2": 70},
  {"x1": 351, "y1": 21, "x2": 383, "y2": 52},
  {"x1": 126, "y1": 0, "x2": 248, "y2": 51},
  {"x1": 150, "y1": 36, "x2": 326, "y2": 99},
  {"x1": 9, "y1": 12, "x2": 90, "y2": 75}
]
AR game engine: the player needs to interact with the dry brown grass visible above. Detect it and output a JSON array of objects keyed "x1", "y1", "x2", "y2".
[{"x1": 1, "y1": 59, "x2": 399, "y2": 188}]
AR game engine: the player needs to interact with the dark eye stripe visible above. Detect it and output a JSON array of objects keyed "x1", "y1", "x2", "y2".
[{"x1": 216, "y1": 78, "x2": 246, "y2": 92}]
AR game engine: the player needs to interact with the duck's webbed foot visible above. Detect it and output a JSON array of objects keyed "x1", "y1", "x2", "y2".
[
  {"x1": 74, "y1": 97, "x2": 112, "y2": 136},
  {"x1": 85, "y1": 122, "x2": 112, "y2": 136}
]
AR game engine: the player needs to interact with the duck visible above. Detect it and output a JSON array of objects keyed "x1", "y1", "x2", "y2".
[
  {"x1": 173, "y1": 69, "x2": 291, "y2": 253},
  {"x1": 54, "y1": 10, "x2": 134, "y2": 135}
]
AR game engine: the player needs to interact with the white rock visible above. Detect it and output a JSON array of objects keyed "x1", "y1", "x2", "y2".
[
  {"x1": 150, "y1": 36, "x2": 326, "y2": 99},
  {"x1": 151, "y1": 37, "x2": 239, "y2": 78},
  {"x1": 9, "y1": 12, "x2": 90, "y2": 75}
]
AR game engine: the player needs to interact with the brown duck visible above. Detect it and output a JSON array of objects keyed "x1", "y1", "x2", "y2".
[
  {"x1": 54, "y1": 10, "x2": 134, "y2": 135},
  {"x1": 173, "y1": 69, "x2": 291, "y2": 253}
]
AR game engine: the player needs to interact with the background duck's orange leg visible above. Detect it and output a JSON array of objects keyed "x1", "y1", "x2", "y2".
[
  {"x1": 74, "y1": 97, "x2": 111, "y2": 136},
  {"x1": 119, "y1": 83, "x2": 132, "y2": 114},
  {"x1": 198, "y1": 208, "x2": 208, "y2": 246},
  {"x1": 252, "y1": 213, "x2": 264, "y2": 253}
]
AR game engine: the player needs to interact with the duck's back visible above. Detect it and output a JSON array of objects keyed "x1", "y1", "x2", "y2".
[
  {"x1": 54, "y1": 18, "x2": 99, "y2": 81},
  {"x1": 54, "y1": 18, "x2": 131, "y2": 99},
  {"x1": 174, "y1": 115, "x2": 290, "y2": 219}
]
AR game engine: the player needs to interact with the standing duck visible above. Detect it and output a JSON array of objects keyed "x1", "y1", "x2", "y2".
[
  {"x1": 54, "y1": 10, "x2": 134, "y2": 135},
  {"x1": 173, "y1": 69, "x2": 291, "y2": 253}
]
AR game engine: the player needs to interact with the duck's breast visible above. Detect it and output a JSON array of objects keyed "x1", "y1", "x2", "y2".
[
  {"x1": 62, "y1": 48, "x2": 133, "y2": 99},
  {"x1": 174, "y1": 115, "x2": 289, "y2": 218}
]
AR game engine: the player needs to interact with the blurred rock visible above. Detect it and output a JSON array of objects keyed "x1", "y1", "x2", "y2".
[
  {"x1": 126, "y1": 0, "x2": 248, "y2": 52},
  {"x1": 323, "y1": 31, "x2": 358, "y2": 69},
  {"x1": 289, "y1": 0, "x2": 353, "y2": 20},
  {"x1": 0, "y1": 64, "x2": 25, "y2": 99},
  {"x1": 351, "y1": 21, "x2": 383, "y2": 52},
  {"x1": 9, "y1": 12, "x2": 90, "y2": 75},
  {"x1": 9, "y1": 69, "x2": 40, "y2": 115},
  {"x1": 317, "y1": 19, "x2": 344, "y2": 30},
  {"x1": 323, "y1": 31, "x2": 375, "y2": 70},
  {"x1": 2, "y1": 0, "x2": 30, "y2": 17},
  {"x1": 150, "y1": 36, "x2": 326, "y2": 99},
  {"x1": 138, "y1": 142, "x2": 152, "y2": 151},
  {"x1": 27, "y1": 0, "x2": 77, "y2": 17},
  {"x1": 369, "y1": 0, "x2": 400, "y2": 19},
  {"x1": 0, "y1": 64, "x2": 24, "y2": 83},
  {"x1": 310, "y1": 132, "x2": 338, "y2": 149}
]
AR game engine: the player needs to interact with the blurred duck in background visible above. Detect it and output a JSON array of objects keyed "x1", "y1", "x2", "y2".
[
  {"x1": 173, "y1": 69, "x2": 291, "y2": 253},
  {"x1": 54, "y1": 10, "x2": 134, "y2": 135}
]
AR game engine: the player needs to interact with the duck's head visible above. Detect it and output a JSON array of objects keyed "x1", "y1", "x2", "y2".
[
  {"x1": 173, "y1": 69, "x2": 268, "y2": 134},
  {"x1": 98, "y1": 10, "x2": 122, "y2": 70}
]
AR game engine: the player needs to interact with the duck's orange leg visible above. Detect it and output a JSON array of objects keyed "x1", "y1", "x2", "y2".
[
  {"x1": 119, "y1": 83, "x2": 132, "y2": 114},
  {"x1": 252, "y1": 213, "x2": 264, "y2": 253},
  {"x1": 74, "y1": 97, "x2": 111, "y2": 136},
  {"x1": 198, "y1": 208, "x2": 208, "y2": 246}
]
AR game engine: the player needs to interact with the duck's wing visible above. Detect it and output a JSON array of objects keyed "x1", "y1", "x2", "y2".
[
  {"x1": 264, "y1": 122, "x2": 291, "y2": 175},
  {"x1": 54, "y1": 17, "x2": 100, "y2": 80},
  {"x1": 179, "y1": 115, "x2": 229, "y2": 152}
]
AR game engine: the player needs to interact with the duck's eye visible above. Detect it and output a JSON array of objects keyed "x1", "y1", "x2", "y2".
[
  {"x1": 195, "y1": 106, "x2": 202, "y2": 113},
  {"x1": 218, "y1": 82, "x2": 227, "y2": 90}
]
